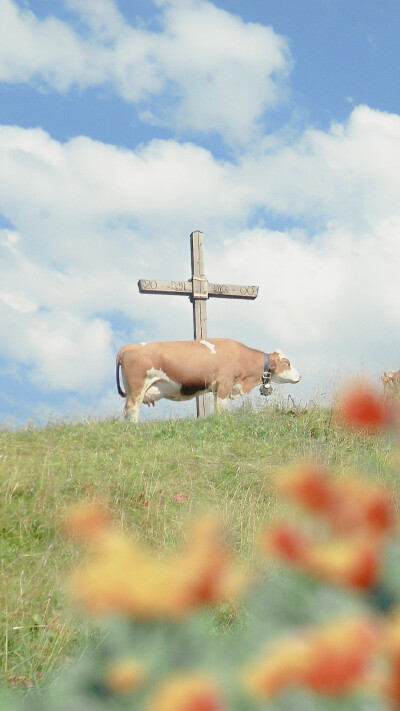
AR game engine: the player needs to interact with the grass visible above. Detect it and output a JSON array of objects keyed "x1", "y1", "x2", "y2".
[{"x1": 0, "y1": 402, "x2": 396, "y2": 689}]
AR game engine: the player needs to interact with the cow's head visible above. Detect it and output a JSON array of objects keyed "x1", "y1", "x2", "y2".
[
  {"x1": 270, "y1": 350, "x2": 301, "y2": 384},
  {"x1": 382, "y1": 370, "x2": 400, "y2": 387}
]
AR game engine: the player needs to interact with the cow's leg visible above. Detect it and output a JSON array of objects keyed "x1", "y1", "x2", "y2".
[
  {"x1": 121, "y1": 366, "x2": 146, "y2": 424},
  {"x1": 124, "y1": 396, "x2": 142, "y2": 423},
  {"x1": 213, "y1": 380, "x2": 233, "y2": 413},
  {"x1": 213, "y1": 392, "x2": 227, "y2": 413}
]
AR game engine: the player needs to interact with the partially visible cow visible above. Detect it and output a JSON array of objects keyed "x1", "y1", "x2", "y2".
[
  {"x1": 382, "y1": 370, "x2": 400, "y2": 396},
  {"x1": 116, "y1": 338, "x2": 301, "y2": 423}
]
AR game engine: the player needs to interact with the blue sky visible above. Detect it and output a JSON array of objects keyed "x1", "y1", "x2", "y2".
[{"x1": 0, "y1": 0, "x2": 400, "y2": 425}]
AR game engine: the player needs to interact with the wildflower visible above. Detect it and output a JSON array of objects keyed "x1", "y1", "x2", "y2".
[
  {"x1": 62, "y1": 501, "x2": 112, "y2": 541},
  {"x1": 336, "y1": 384, "x2": 393, "y2": 432},
  {"x1": 148, "y1": 674, "x2": 223, "y2": 711},
  {"x1": 301, "y1": 617, "x2": 379, "y2": 693},
  {"x1": 70, "y1": 531, "x2": 191, "y2": 618},
  {"x1": 306, "y1": 535, "x2": 382, "y2": 589},
  {"x1": 263, "y1": 524, "x2": 382, "y2": 589},
  {"x1": 174, "y1": 493, "x2": 188, "y2": 504},
  {"x1": 243, "y1": 617, "x2": 378, "y2": 698},
  {"x1": 378, "y1": 609, "x2": 400, "y2": 706},
  {"x1": 262, "y1": 523, "x2": 309, "y2": 564},
  {"x1": 104, "y1": 658, "x2": 145, "y2": 693},
  {"x1": 275, "y1": 465, "x2": 395, "y2": 534},
  {"x1": 274, "y1": 463, "x2": 333, "y2": 513},
  {"x1": 179, "y1": 516, "x2": 247, "y2": 607},
  {"x1": 243, "y1": 637, "x2": 310, "y2": 698},
  {"x1": 69, "y1": 513, "x2": 246, "y2": 620}
]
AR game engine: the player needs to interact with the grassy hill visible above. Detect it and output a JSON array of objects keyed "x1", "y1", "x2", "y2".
[{"x1": 0, "y1": 404, "x2": 395, "y2": 688}]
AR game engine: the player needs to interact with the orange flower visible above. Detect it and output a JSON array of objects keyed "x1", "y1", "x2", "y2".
[
  {"x1": 243, "y1": 617, "x2": 378, "y2": 698},
  {"x1": 62, "y1": 501, "x2": 112, "y2": 541},
  {"x1": 263, "y1": 523, "x2": 309, "y2": 564},
  {"x1": 104, "y1": 658, "x2": 145, "y2": 693},
  {"x1": 332, "y1": 476, "x2": 395, "y2": 534},
  {"x1": 179, "y1": 516, "x2": 247, "y2": 607},
  {"x1": 378, "y1": 609, "x2": 400, "y2": 706},
  {"x1": 301, "y1": 618, "x2": 379, "y2": 693},
  {"x1": 275, "y1": 465, "x2": 395, "y2": 534},
  {"x1": 337, "y1": 384, "x2": 393, "y2": 432},
  {"x1": 148, "y1": 675, "x2": 224, "y2": 711},
  {"x1": 306, "y1": 536, "x2": 382, "y2": 589},
  {"x1": 380, "y1": 608, "x2": 400, "y2": 657},
  {"x1": 69, "y1": 514, "x2": 246, "y2": 620},
  {"x1": 70, "y1": 531, "x2": 192, "y2": 618},
  {"x1": 275, "y1": 463, "x2": 333, "y2": 513},
  {"x1": 263, "y1": 524, "x2": 382, "y2": 589},
  {"x1": 243, "y1": 637, "x2": 310, "y2": 698}
]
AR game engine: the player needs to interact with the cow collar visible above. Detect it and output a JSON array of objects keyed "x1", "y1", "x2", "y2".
[{"x1": 260, "y1": 353, "x2": 273, "y2": 396}]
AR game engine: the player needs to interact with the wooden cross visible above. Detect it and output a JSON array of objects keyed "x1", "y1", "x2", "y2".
[{"x1": 138, "y1": 230, "x2": 259, "y2": 417}]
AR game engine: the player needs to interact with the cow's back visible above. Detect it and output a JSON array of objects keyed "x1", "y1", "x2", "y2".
[
  {"x1": 141, "y1": 340, "x2": 221, "y2": 385},
  {"x1": 118, "y1": 338, "x2": 263, "y2": 389}
]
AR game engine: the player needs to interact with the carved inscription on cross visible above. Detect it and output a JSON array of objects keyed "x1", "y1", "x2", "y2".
[{"x1": 138, "y1": 230, "x2": 259, "y2": 417}]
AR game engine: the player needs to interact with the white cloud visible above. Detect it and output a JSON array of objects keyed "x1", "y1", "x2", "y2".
[
  {"x1": 0, "y1": 0, "x2": 99, "y2": 89},
  {"x1": 0, "y1": 302, "x2": 114, "y2": 393},
  {"x1": 208, "y1": 215, "x2": 400, "y2": 352},
  {"x1": 0, "y1": 0, "x2": 291, "y2": 143},
  {"x1": 143, "y1": 0, "x2": 291, "y2": 141},
  {"x1": 241, "y1": 105, "x2": 400, "y2": 232},
  {"x1": 25, "y1": 313, "x2": 114, "y2": 391},
  {"x1": 1, "y1": 103, "x2": 400, "y2": 415}
]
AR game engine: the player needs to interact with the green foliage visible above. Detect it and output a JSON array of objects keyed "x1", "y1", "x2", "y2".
[{"x1": 0, "y1": 404, "x2": 397, "y2": 709}]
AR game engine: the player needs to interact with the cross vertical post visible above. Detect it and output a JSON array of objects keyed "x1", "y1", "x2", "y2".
[
  {"x1": 190, "y1": 231, "x2": 210, "y2": 417},
  {"x1": 138, "y1": 231, "x2": 259, "y2": 418}
]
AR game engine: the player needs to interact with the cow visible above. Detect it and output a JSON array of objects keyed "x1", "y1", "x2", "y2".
[
  {"x1": 382, "y1": 370, "x2": 400, "y2": 396},
  {"x1": 116, "y1": 338, "x2": 301, "y2": 423}
]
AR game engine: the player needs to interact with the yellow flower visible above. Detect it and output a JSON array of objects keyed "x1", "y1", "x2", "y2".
[
  {"x1": 243, "y1": 637, "x2": 310, "y2": 698},
  {"x1": 274, "y1": 464, "x2": 395, "y2": 534},
  {"x1": 306, "y1": 535, "x2": 382, "y2": 589},
  {"x1": 243, "y1": 617, "x2": 378, "y2": 699},
  {"x1": 62, "y1": 501, "x2": 112, "y2": 541},
  {"x1": 69, "y1": 513, "x2": 247, "y2": 620},
  {"x1": 148, "y1": 674, "x2": 223, "y2": 711},
  {"x1": 263, "y1": 522, "x2": 382, "y2": 590},
  {"x1": 104, "y1": 658, "x2": 145, "y2": 693}
]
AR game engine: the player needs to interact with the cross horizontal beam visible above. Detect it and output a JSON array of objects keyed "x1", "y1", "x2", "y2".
[
  {"x1": 138, "y1": 279, "x2": 259, "y2": 300},
  {"x1": 137, "y1": 231, "x2": 259, "y2": 419}
]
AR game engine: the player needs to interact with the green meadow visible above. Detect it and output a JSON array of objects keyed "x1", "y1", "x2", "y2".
[{"x1": 0, "y1": 404, "x2": 396, "y2": 689}]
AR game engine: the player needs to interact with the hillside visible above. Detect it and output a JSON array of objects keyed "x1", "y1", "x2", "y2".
[{"x1": 0, "y1": 405, "x2": 394, "y2": 687}]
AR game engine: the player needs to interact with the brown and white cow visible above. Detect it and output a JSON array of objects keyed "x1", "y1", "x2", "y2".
[
  {"x1": 382, "y1": 370, "x2": 400, "y2": 394},
  {"x1": 116, "y1": 338, "x2": 301, "y2": 422}
]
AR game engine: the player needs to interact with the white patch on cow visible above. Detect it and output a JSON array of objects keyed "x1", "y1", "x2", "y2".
[
  {"x1": 144, "y1": 381, "x2": 182, "y2": 403},
  {"x1": 273, "y1": 367, "x2": 301, "y2": 384},
  {"x1": 272, "y1": 351, "x2": 301, "y2": 384},
  {"x1": 229, "y1": 383, "x2": 245, "y2": 400},
  {"x1": 143, "y1": 367, "x2": 183, "y2": 403},
  {"x1": 200, "y1": 340, "x2": 216, "y2": 354},
  {"x1": 214, "y1": 395, "x2": 227, "y2": 412}
]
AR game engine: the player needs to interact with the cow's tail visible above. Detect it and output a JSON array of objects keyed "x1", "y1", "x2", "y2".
[{"x1": 116, "y1": 351, "x2": 126, "y2": 398}]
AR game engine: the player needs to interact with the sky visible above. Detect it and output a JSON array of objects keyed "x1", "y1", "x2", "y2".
[{"x1": 0, "y1": 0, "x2": 400, "y2": 426}]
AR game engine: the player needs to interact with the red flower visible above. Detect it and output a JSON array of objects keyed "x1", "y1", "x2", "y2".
[
  {"x1": 337, "y1": 384, "x2": 393, "y2": 432},
  {"x1": 148, "y1": 675, "x2": 224, "y2": 711},
  {"x1": 264, "y1": 524, "x2": 309, "y2": 564},
  {"x1": 62, "y1": 502, "x2": 112, "y2": 541},
  {"x1": 262, "y1": 524, "x2": 382, "y2": 589},
  {"x1": 275, "y1": 465, "x2": 395, "y2": 534},
  {"x1": 301, "y1": 618, "x2": 378, "y2": 693},
  {"x1": 243, "y1": 617, "x2": 378, "y2": 698}
]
